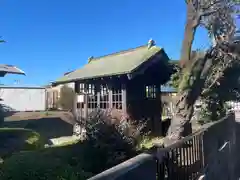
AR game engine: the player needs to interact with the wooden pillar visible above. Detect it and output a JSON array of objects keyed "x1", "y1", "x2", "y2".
[
  {"x1": 96, "y1": 84, "x2": 101, "y2": 108},
  {"x1": 122, "y1": 83, "x2": 127, "y2": 115},
  {"x1": 84, "y1": 94, "x2": 88, "y2": 120},
  {"x1": 82, "y1": 83, "x2": 88, "y2": 120},
  {"x1": 108, "y1": 84, "x2": 113, "y2": 109}
]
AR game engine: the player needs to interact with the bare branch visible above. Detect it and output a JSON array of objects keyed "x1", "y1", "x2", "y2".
[
  {"x1": 202, "y1": 71, "x2": 223, "y2": 95},
  {"x1": 202, "y1": 40, "x2": 240, "y2": 96},
  {"x1": 200, "y1": 9, "x2": 218, "y2": 16},
  {"x1": 201, "y1": 0, "x2": 222, "y2": 11}
]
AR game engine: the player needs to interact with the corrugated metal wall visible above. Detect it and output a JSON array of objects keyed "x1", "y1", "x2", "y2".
[{"x1": 0, "y1": 87, "x2": 46, "y2": 111}]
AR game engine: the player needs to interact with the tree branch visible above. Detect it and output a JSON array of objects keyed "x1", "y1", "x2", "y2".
[
  {"x1": 202, "y1": 41, "x2": 240, "y2": 96},
  {"x1": 201, "y1": 72, "x2": 222, "y2": 95},
  {"x1": 202, "y1": 0, "x2": 221, "y2": 11},
  {"x1": 200, "y1": 9, "x2": 218, "y2": 17}
]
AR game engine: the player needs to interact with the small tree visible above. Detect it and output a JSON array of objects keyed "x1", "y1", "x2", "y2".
[{"x1": 57, "y1": 85, "x2": 75, "y2": 111}]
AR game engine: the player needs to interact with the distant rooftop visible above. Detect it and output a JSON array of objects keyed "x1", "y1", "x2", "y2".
[
  {"x1": 0, "y1": 64, "x2": 25, "y2": 77},
  {"x1": 0, "y1": 85, "x2": 45, "y2": 89}
]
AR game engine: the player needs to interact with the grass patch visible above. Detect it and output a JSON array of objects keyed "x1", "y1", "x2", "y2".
[
  {"x1": 0, "y1": 142, "x2": 94, "y2": 180},
  {"x1": 0, "y1": 128, "x2": 45, "y2": 158},
  {"x1": 137, "y1": 136, "x2": 164, "y2": 150},
  {"x1": 50, "y1": 138, "x2": 80, "y2": 147},
  {"x1": 0, "y1": 109, "x2": 158, "y2": 180},
  {"x1": 162, "y1": 116, "x2": 171, "y2": 122},
  {"x1": 0, "y1": 148, "x2": 91, "y2": 180},
  {"x1": 0, "y1": 134, "x2": 143, "y2": 180}
]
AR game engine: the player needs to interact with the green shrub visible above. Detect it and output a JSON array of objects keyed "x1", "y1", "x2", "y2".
[
  {"x1": 1, "y1": 114, "x2": 149, "y2": 180},
  {"x1": 137, "y1": 136, "x2": 163, "y2": 150},
  {"x1": 0, "y1": 128, "x2": 45, "y2": 158},
  {"x1": 0, "y1": 109, "x2": 148, "y2": 179},
  {"x1": 82, "y1": 109, "x2": 147, "y2": 173},
  {"x1": 0, "y1": 105, "x2": 5, "y2": 127},
  {"x1": 0, "y1": 150, "x2": 90, "y2": 180}
]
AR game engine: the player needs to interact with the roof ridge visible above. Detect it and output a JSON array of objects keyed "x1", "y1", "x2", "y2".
[{"x1": 90, "y1": 44, "x2": 148, "y2": 62}]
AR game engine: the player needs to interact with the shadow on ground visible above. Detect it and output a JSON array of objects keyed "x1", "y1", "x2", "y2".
[{"x1": 3, "y1": 117, "x2": 73, "y2": 140}]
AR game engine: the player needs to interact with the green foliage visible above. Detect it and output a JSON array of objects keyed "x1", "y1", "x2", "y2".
[
  {"x1": 198, "y1": 47, "x2": 240, "y2": 124},
  {"x1": 0, "y1": 128, "x2": 45, "y2": 158},
  {"x1": 166, "y1": 46, "x2": 240, "y2": 125},
  {"x1": 0, "y1": 148, "x2": 91, "y2": 180},
  {"x1": 168, "y1": 70, "x2": 181, "y2": 89},
  {"x1": 137, "y1": 136, "x2": 163, "y2": 150},
  {"x1": 0, "y1": 111, "x2": 4, "y2": 127},
  {"x1": 58, "y1": 85, "x2": 75, "y2": 110},
  {"x1": 0, "y1": 104, "x2": 6, "y2": 127},
  {"x1": 83, "y1": 109, "x2": 147, "y2": 173},
  {"x1": 0, "y1": 109, "x2": 149, "y2": 180},
  {"x1": 197, "y1": 98, "x2": 230, "y2": 125},
  {"x1": 178, "y1": 70, "x2": 191, "y2": 91},
  {"x1": 0, "y1": 109, "x2": 150, "y2": 179},
  {"x1": 165, "y1": 61, "x2": 181, "y2": 89}
]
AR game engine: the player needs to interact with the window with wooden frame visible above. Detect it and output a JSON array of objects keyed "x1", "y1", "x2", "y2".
[
  {"x1": 79, "y1": 83, "x2": 85, "y2": 93},
  {"x1": 77, "y1": 83, "x2": 85, "y2": 109},
  {"x1": 100, "y1": 84, "x2": 109, "y2": 109},
  {"x1": 112, "y1": 84, "x2": 122, "y2": 109},
  {"x1": 145, "y1": 85, "x2": 157, "y2": 98},
  {"x1": 87, "y1": 84, "x2": 97, "y2": 109}
]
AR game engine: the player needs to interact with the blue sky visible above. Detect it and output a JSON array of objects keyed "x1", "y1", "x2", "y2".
[{"x1": 0, "y1": 0, "x2": 211, "y2": 86}]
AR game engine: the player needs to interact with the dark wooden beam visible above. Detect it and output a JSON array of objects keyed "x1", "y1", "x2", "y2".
[{"x1": 74, "y1": 81, "x2": 80, "y2": 93}]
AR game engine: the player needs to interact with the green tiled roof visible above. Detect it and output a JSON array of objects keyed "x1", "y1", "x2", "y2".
[{"x1": 56, "y1": 45, "x2": 163, "y2": 84}]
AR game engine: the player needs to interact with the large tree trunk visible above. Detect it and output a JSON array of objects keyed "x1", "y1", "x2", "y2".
[
  {"x1": 164, "y1": 0, "x2": 240, "y2": 146},
  {"x1": 164, "y1": 3, "x2": 203, "y2": 146},
  {"x1": 165, "y1": 50, "x2": 213, "y2": 146},
  {"x1": 180, "y1": 3, "x2": 199, "y2": 68}
]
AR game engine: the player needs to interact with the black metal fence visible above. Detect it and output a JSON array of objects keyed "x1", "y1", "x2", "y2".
[
  {"x1": 156, "y1": 133, "x2": 204, "y2": 180},
  {"x1": 88, "y1": 113, "x2": 236, "y2": 180}
]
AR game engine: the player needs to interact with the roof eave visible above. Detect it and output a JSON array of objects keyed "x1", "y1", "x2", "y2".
[
  {"x1": 53, "y1": 46, "x2": 166, "y2": 85},
  {"x1": 53, "y1": 72, "x2": 131, "y2": 85},
  {"x1": 127, "y1": 49, "x2": 169, "y2": 80}
]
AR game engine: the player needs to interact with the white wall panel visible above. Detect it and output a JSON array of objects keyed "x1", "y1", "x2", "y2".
[{"x1": 0, "y1": 87, "x2": 46, "y2": 111}]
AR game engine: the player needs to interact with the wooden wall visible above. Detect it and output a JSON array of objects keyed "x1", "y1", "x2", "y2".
[{"x1": 73, "y1": 51, "x2": 171, "y2": 135}]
